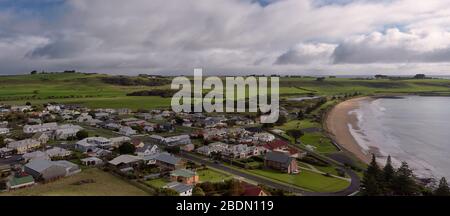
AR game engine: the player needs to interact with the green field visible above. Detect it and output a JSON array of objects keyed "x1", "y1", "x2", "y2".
[
  {"x1": 145, "y1": 178, "x2": 170, "y2": 188},
  {"x1": 1, "y1": 73, "x2": 449, "y2": 110},
  {"x1": 198, "y1": 168, "x2": 232, "y2": 183},
  {"x1": 248, "y1": 169, "x2": 350, "y2": 193},
  {"x1": 1, "y1": 168, "x2": 151, "y2": 196}
]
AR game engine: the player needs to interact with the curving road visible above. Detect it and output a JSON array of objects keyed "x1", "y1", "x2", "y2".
[{"x1": 179, "y1": 152, "x2": 360, "y2": 196}]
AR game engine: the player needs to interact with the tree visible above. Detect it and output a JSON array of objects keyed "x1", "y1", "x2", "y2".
[
  {"x1": 192, "y1": 186, "x2": 206, "y2": 196},
  {"x1": 118, "y1": 142, "x2": 136, "y2": 154},
  {"x1": 434, "y1": 177, "x2": 450, "y2": 196},
  {"x1": 76, "y1": 130, "x2": 89, "y2": 140},
  {"x1": 382, "y1": 155, "x2": 395, "y2": 194},
  {"x1": 158, "y1": 188, "x2": 179, "y2": 196},
  {"x1": 361, "y1": 154, "x2": 382, "y2": 196},
  {"x1": 391, "y1": 162, "x2": 420, "y2": 196},
  {"x1": 287, "y1": 129, "x2": 304, "y2": 143},
  {"x1": 30, "y1": 70, "x2": 37, "y2": 75}
]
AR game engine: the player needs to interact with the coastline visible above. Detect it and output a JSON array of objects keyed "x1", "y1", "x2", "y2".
[{"x1": 325, "y1": 97, "x2": 372, "y2": 164}]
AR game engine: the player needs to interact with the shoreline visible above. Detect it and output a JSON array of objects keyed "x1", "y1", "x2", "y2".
[{"x1": 325, "y1": 97, "x2": 373, "y2": 164}]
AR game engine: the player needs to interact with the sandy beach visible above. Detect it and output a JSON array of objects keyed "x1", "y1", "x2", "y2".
[{"x1": 325, "y1": 97, "x2": 372, "y2": 163}]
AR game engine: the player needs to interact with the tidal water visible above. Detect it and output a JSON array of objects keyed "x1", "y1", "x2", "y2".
[{"x1": 350, "y1": 96, "x2": 450, "y2": 179}]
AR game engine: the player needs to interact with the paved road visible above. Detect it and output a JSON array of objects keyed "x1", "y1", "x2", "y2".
[
  {"x1": 0, "y1": 155, "x2": 22, "y2": 166},
  {"x1": 179, "y1": 152, "x2": 359, "y2": 196}
]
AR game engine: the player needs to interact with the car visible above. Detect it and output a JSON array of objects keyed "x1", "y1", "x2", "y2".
[{"x1": 4, "y1": 155, "x2": 11, "y2": 159}]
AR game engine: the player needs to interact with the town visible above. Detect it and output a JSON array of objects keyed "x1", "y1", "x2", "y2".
[{"x1": 0, "y1": 99, "x2": 352, "y2": 196}]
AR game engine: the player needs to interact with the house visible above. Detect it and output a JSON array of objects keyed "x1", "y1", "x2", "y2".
[
  {"x1": 23, "y1": 122, "x2": 58, "y2": 134},
  {"x1": 24, "y1": 159, "x2": 81, "y2": 181},
  {"x1": 264, "y1": 151, "x2": 299, "y2": 174},
  {"x1": 7, "y1": 139, "x2": 41, "y2": 154},
  {"x1": 0, "y1": 147, "x2": 13, "y2": 158},
  {"x1": 108, "y1": 155, "x2": 142, "y2": 167},
  {"x1": 22, "y1": 151, "x2": 50, "y2": 162},
  {"x1": 155, "y1": 153, "x2": 185, "y2": 171},
  {"x1": 119, "y1": 126, "x2": 137, "y2": 136},
  {"x1": 180, "y1": 144, "x2": 195, "y2": 152},
  {"x1": 0, "y1": 127, "x2": 9, "y2": 135},
  {"x1": 242, "y1": 183, "x2": 268, "y2": 196},
  {"x1": 163, "y1": 134, "x2": 191, "y2": 147},
  {"x1": 135, "y1": 144, "x2": 159, "y2": 157},
  {"x1": 222, "y1": 144, "x2": 256, "y2": 159},
  {"x1": 131, "y1": 138, "x2": 144, "y2": 148},
  {"x1": 45, "y1": 147, "x2": 72, "y2": 158},
  {"x1": 170, "y1": 169, "x2": 199, "y2": 185},
  {"x1": 81, "y1": 157, "x2": 103, "y2": 166},
  {"x1": 32, "y1": 132, "x2": 50, "y2": 144},
  {"x1": 46, "y1": 105, "x2": 61, "y2": 112},
  {"x1": 55, "y1": 124, "x2": 82, "y2": 140},
  {"x1": 87, "y1": 148, "x2": 112, "y2": 157},
  {"x1": 262, "y1": 139, "x2": 289, "y2": 152},
  {"x1": 7, "y1": 174, "x2": 35, "y2": 190},
  {"x1": 117, "y1": 108, "x2": 132, "y2": 115},
  {"x1": 75, "y1": 137, "x2": 112, "y2": 152},
  {"x1": 0, "y1": 121, "x2": 8, "y2": 128},
  {"x1": 196, "y1": 142, "x2": 229, "y2": 156},
  {"x1": 10, "y1": 105, "x2": 31, "y2": 112},
  {"x1": 77, "y1": 113, "x2": 93, "y2": 123},
  {"x1": 110, "y1": 136, "x2": 131, "y2": 148},
  {"x1": 254, "y1": 132, "x2": 276, "y2": 143},
  {"x1": 164, "y1": 182, "x2": 193, "y2": 196},
  {"x1": 144, "y1": 125, "x2": 155, "y2": 132},
  {"x1": 94, "y1": 112, "x2": 110, "y2": 119}
]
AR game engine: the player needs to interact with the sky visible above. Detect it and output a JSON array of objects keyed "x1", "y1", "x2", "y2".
[{"x1": 1, "y1": 0, "x2": 450, "y2": 76}]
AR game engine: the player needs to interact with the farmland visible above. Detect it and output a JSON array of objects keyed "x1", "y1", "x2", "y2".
[{"x1": 1, "y1": 73, "x2": 449, "y2": 110}]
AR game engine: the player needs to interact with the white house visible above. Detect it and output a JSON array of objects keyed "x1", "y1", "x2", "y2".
[
  {"x1": 164, "y1": 182, "x2": 193, "y2": 196},
  {"x1": 10, "y1": 105, "x2": 31, "y2": 112},
  {"x1": 77, "y1": 113, "x2": 93, "y2": 123},
  {"x1": 119, "y1": 126, "x2": 137, "y2": 136},
  {"x1": 23, "y1": 122, "x2": 58, "y2": 134},
  {"x1": 55, "y1": 124, "x2": 83, "y2": 140},
  {"x1": 45, "y1": 147, "x2": 72, "y2": 158},
  {"x1": 7, "y1": 139, "x2": 41, "y2": 154},
  {"x1": 136, "y1": 144, "x2": 159, "y2": 157},
  {"x1": 75, "y1": 137, "x2": 112, "y2": 152},
  {"x1": 0, "y1": 128, "x2": 9, "y2": 135},
  {"x1": 46, "y1": 105, "x2": 61, "y2": 112},
  {"x1": 110, "y1": 136, "x2": 132, "y2": 148}
]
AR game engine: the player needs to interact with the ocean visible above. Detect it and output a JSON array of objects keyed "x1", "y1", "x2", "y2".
[{"x1": 350, "y1": 96, "x2": 450, "y2": 179}]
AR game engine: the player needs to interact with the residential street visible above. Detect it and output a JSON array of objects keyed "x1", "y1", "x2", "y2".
[{"x1": 179, "y1": 152, "x2": 360, "y2": 196}]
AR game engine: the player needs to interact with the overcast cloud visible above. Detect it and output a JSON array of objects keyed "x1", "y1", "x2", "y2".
[{"x1": 1, "y1": 0, "x2": 450, "y2": 75}]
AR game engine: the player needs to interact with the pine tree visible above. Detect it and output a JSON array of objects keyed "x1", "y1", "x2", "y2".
[
  {"x1": 382, "y1": 155, "x2": 395, "y2": 194},
  {"x1": 361, "y1": 154, "x2": 382, "y2": 196},
  {"x1": 391, "y1": 162, "x2": 419, "y2": 196},
  {"x1": 434, "y1": 177, "x2": 450, "y2": 196}
]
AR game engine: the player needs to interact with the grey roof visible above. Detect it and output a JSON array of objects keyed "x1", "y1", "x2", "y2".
[
  {"x1": 24, "y1": 159, "x2": 54, "y2": 172},
  {"x1": 265, "y1": 151, "x2": 294, "y2": 167},
  {"x1": 165, "y1": 182, "x2": 193, "y2": 193},
  {"x1": 155, "y1": 152, "x2": 181, "y2": 165}
]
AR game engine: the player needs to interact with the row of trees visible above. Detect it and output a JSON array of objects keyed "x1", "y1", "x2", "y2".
[{"x1": 361, "y1": 155, "x2": 450, "y2": 196}]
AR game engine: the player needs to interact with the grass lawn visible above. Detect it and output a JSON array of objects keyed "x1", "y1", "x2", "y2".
[
  {"x1": 198, "y1": 168, "x2": 232, "y2": 183},
  {"x1": 247, "y1": 169, "x2": 350, "y2": 193},
  {"x1": 1, "y1": 168, "x2": 151, "y2": 196},
  {"x1": 145, "y1": 178, "x2": 170, "y2": 188},
  {"x1": 300, "y1": 132, "x2": 338, "y2": 153}
]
